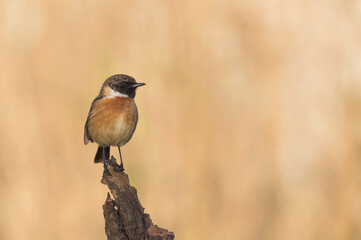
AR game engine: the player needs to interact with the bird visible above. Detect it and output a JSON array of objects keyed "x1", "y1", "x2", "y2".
[{"x1": 84, "y1": 74, "x2": 145, "y2": 171}]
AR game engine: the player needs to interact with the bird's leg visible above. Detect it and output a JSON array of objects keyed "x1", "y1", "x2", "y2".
[
  {"x1": 117, "y1": 146, "x2": 125, "y2": 171},
  {"x1": 109, "y1": 146, "x2": 124, "y2": 172},
  {"x1": 103, "y1": 147, "x2": 109, "y2": 172}
]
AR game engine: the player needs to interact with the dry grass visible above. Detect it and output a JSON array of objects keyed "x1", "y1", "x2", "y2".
[{"x1": 1, "y1": 0, "x2": 361, "y2": 239}]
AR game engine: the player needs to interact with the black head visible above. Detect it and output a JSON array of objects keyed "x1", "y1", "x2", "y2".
[{"x1": 102, "y1": 74, "x2": 145, "y2": 98}]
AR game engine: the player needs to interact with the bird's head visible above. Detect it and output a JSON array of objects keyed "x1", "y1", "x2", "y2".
[{"x1": 101, "y1": 74, "x2": 145, "y2": 98}]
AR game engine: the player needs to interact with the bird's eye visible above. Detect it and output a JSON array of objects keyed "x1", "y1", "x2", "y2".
[
  {"x1": 116, "y1": 83, "x2": 127, "y2": 89},
  {"x1": 122, "y1": 82, "x2": 134, "y2": 88}
]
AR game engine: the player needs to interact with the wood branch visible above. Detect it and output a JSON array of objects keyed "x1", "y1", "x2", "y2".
[{"x1": 101, "y1": 156, "x2": 175, "y2": 240}]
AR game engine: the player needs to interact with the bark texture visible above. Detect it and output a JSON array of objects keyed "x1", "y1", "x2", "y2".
[{"x1": 101, "y1": 156, "x2": 175, "y2": 240}]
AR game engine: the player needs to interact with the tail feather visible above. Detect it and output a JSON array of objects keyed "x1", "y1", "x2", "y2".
[{"x1": 94, "y1": 146, "x2": 110, "y2": 163}]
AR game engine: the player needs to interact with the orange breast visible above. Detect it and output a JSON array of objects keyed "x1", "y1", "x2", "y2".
[{"x1": 87, "y1": 97, "x2": 138, "y2": 146}]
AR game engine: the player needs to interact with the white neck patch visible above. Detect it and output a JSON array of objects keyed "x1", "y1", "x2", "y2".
[{"x1": 106, "y1": 88, "x2": 129, "y2": 98}]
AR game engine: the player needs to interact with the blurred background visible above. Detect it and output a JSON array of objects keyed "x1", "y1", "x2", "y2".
[{"x1": 1, "y1": 0, "x2": 361, "y2": 239}]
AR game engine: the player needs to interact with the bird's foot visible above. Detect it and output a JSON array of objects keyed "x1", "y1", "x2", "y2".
[
  {"x1": 113, "y1": 164, "x2": 125, "y2": 172},
  {"x1": 103, "y1": 160, "x2": 111, "y2": 176},
  {"x1": 108, "y1": 155, "x2": 125, "y2": 172}
]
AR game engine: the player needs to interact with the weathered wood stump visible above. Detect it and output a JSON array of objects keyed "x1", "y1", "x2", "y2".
[{"x1": 101, "y1": 156, "x2": 175, "y2": 240}]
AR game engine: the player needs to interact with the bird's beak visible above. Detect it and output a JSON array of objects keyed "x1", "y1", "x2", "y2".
[{"x1": 132, "y1": 83, "x2": 146, "y2": 88}]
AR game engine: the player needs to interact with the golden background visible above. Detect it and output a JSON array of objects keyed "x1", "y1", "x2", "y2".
[{"x1": 1, "y1": 0, "x2": 361, "y2": 239}]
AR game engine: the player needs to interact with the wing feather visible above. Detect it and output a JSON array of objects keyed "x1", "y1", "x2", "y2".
[{"x1": 84, "y1": 94, "x2": 102, "y2": 145}]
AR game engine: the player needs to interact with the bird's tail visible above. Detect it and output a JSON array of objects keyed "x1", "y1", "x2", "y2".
[{"x1": 94, "y1": 146, "x2": 110, "y2": 163}]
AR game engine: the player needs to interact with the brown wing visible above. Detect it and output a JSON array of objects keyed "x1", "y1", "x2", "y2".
[{"x1": 84, "y1": 95, "x2": 102, "y2": 145}]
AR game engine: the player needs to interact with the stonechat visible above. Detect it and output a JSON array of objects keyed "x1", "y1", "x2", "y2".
[{"x1": 84, "y1": 74, "x2": 145, "y2": 171}]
